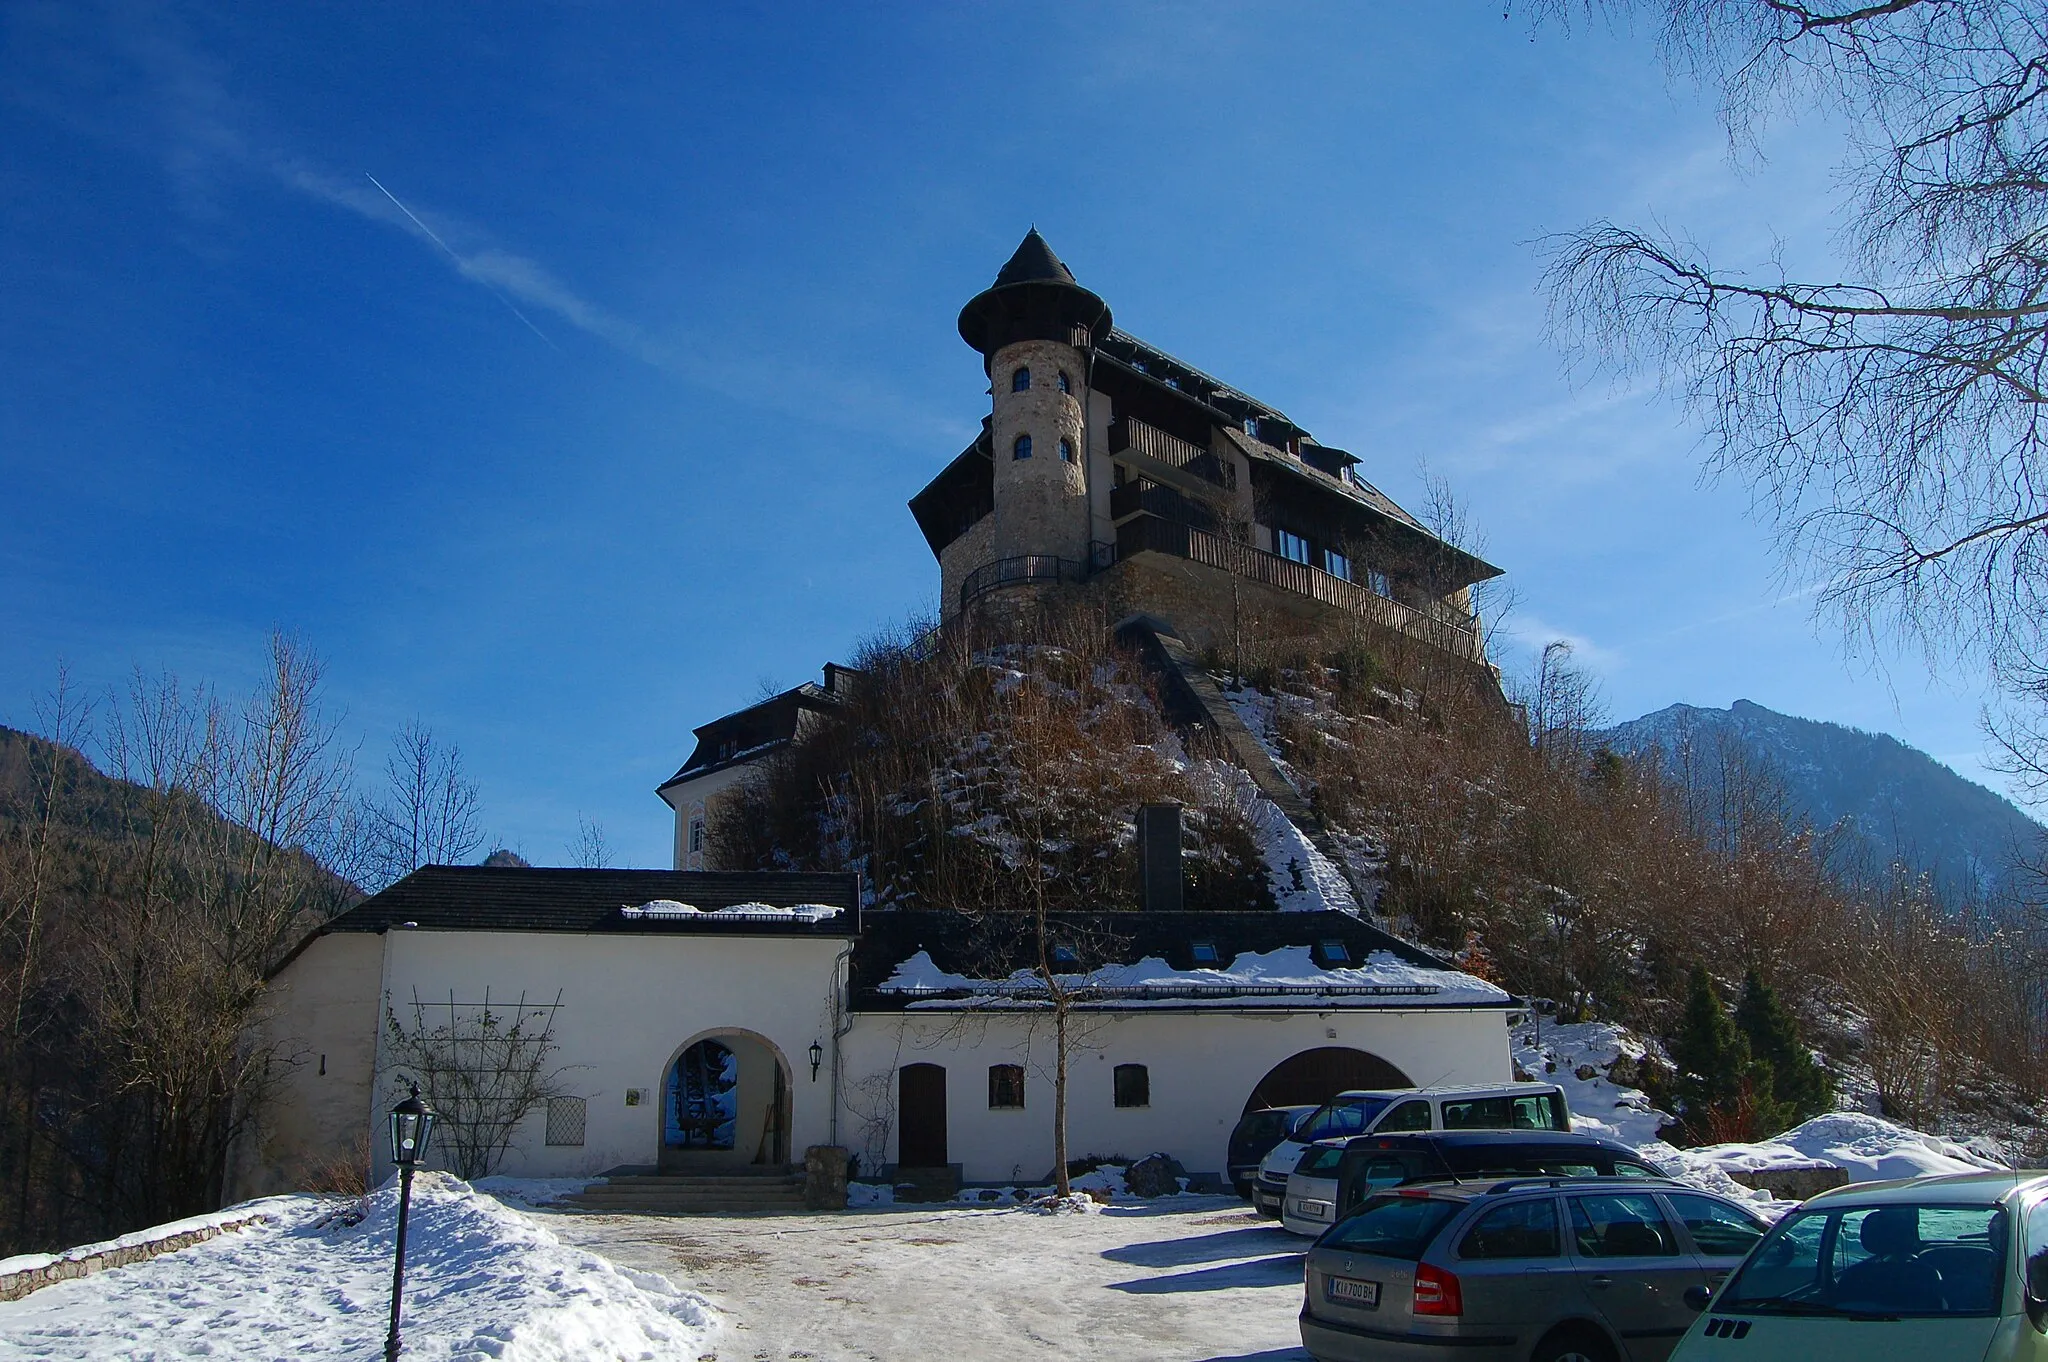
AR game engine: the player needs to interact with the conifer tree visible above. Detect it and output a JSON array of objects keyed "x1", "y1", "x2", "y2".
[
  {"x1": 1735, "y1": 968, "x2": 1831, "y2": 1126},
  {"x1": 1671, "y1": 965, "x2": 1794, "y2": 1141}
]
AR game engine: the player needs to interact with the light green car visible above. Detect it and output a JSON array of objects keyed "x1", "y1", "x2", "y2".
[{"x1": 1671, "y1": 1170, "x2": 2048, "y2": 1362}]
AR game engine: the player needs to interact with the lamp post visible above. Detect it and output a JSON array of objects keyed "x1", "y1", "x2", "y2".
[
  {"x1": 385, "y1": 1083, "x2": 435, "y2": 1362},
  {"x1": 808, "y1": 1040, "x2": 824, "y2": 1082}
]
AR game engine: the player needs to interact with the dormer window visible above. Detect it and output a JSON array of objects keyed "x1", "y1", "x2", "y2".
[
  {"x1": 1012, "y1": 367, "x2": 1031, "y2": 392},
  {"x1": 1190, "y1": 940, "x2": 1219, "y2": 964},
  {"x1": 1058, "y1": 438, "x2": 1074, "y2": 463},
  {"x1": 1319, "y1": 938, "x2": 1350, "y2": 964},
  {"x1": 1014, "y1": 434, "x2": 1033, "y2": 460},
  {"x1": 1057, "y1": 370, "x2": 1071, "y2": 394}
]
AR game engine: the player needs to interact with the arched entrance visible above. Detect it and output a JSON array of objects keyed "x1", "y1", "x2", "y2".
[
  {"x1": 1242, "y1": 1046, "x2": 1413, "y2": 1115},
  {"x1": 658, "y1": 1030, "x2": 791, "y2": 1171}
]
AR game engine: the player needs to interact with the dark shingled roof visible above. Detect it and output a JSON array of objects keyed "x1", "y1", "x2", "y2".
[
  {"x1": 320, "y1": 866, "x2": 862, "y2": 937},
  {"x1": 847, "y1": 910, "x2": 1511, "y2": 1012},
  {"x1": 993, "y1": 228, "x2": 1078, "y2": 288}
]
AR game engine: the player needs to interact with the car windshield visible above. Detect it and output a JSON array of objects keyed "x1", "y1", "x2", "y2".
[
  {"x1": 1300, "y1": 1096, "x2": 1393, "y2": 1141},
  {"x1": 1719, "y1": 1202, "x2": 2008, "y2": 1318},
  {"x1": 1297, "y1": 1144, "x2": 1346, "y2": 1175},
  {"x1": 1322, "y1": 1194, "x2": 1462, "y2": 1260}
]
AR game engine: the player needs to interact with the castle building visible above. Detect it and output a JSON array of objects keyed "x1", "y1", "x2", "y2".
[
  {"x1": 911, "y1": 229, "x2": 1501, "y2": 659},
  {"x1": 227, "y1": 234, "x2": 1520, "y2": 1209}
]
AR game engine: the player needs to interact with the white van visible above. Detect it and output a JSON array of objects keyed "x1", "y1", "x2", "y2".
[
  {"x1": 1250, "y1": 1082, "x2": 1571, "y2": 1218},
  {"x1": 1672, "y1": 1170, "x2": 2048, "y2": 1362}
]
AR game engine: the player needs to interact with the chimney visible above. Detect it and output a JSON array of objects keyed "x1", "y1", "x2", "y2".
[{"x1": 1136, "y1": 803, "x2": 1183, "y2": 913}]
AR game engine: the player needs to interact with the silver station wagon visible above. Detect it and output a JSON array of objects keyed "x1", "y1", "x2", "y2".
[{"x1": 1300, "y1": 1177, "x2": 1771, "y2": 1362}]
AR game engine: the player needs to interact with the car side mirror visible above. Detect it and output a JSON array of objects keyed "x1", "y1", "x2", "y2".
[
  {"x1": 2028, "y1": 1293, "x2": 2048, "y2": 1334},
  {"x1": 1683, "y1": 1284, "x2": 1712, "y2": 1313}
]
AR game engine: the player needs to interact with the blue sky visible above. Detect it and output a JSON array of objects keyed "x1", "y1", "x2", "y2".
[{"x1": 1, "y1": 2, "x2": 2028, "y2": 866}]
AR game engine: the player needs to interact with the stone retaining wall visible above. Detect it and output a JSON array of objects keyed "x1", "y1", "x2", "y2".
[{"x1": 0, "y1": 1212, "x2": 268, "y2": 1301}]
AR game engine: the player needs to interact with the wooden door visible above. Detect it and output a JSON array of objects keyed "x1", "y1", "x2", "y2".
[{"x1": 898, "y1": 1063, "x2": 947, "y2": 1168}]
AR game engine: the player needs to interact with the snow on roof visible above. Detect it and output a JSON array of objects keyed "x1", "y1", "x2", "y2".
[
  {"x1": 879, "y1": 944, "x2": 1508, "y2": 1009},
  {"x1": 622, "y1": 900, "x2": 844, "y2": 923}
]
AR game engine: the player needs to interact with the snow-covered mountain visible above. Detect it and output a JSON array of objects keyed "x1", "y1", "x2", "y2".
[{"x1": 1597, "y1": 700, "x2": 2044, "y2": 900}]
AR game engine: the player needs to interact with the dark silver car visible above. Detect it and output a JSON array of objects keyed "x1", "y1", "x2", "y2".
[{"x1": 1299, "y1": 1177, "x2": 1771, "y2": 1362}]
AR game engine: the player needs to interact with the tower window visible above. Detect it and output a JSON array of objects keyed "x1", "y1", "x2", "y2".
[
  {"x1": 1058, "y1": 439, "x2": 1074, "y2": 463},
  {"x1": 1113, "y1": 1064, "x2": 1150, "y2": 1108},
  {"x1": 1012, "y1": 367, "x2": 1031, "y2": 392},
  {"x1": 1057, "y1": 370, "x2": 1071, "y2": 394},
  {"x1": 1013, "y1": 434, "x2": 1032, "y2": 460},
  {"x1": 688, "y1": 816, "x2": 706, "y2": 855}
]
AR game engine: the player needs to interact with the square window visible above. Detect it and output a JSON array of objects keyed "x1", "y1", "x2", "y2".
[
  {"x1": 1190, "y1": 940, "x2": 1218, "y2": 964},
  {"x1": 1319, "y1": 938, "x2": 1350, "y2": 964},
  {"x1": 1113, "y1": 1063, "x2": 1150, "y2": 1108},
  {"x1": 988, "y1": 1064, "x2": 1025, "y2": 1109},
  {"x1": 545, "y1": 1097, "x2": 587, "y2": 1146},
  {"x1": 1367, "y1": 568, "x2": 1391, "y2": 597},
  {"x1": 1051, "y1": 944, "x2": 1078, "y2": 966},
  {"x1": 1323, "y1": 550, "x2": 1351, "y2": 581},
  {"x1": 1275, "y1": 529, "x2": 1311, "y2": 565}
]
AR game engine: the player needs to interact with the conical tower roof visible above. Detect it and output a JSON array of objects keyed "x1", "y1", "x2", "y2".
[
  {"x1": 992, "y1": 228, "x2": 1077, "y2": 288},
  {"x1": 958, "y1": 229, "x2": 1110, "y2": 363}
]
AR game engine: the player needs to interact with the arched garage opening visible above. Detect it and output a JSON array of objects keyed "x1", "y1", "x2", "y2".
[{"x1": 1242, "y1": 1046, "x2": 1413, "y2": 1115}]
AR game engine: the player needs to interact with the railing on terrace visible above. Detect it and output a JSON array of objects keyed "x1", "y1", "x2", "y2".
[
  {"x1": 1115, "y1": 514, "x2": 1482, "y2": 660},
  {"x1": 959, "y1": 544, "x2": 1118, "y2": 611},
  {"x1": 1109, "y1": 417, "x2": 1233, "y2": 489},
  {"x1": 1109, "y1": 478, "x2": 1219, "y2": 532}
]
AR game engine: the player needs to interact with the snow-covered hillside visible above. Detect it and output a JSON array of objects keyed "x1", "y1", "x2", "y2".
[{"x1": 0, "y1": 1173, "x2": 718, "y2": 1360}]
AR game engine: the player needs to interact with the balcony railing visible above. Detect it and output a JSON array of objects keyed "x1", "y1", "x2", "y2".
[
  {"x1": 959, "y1": 543, "x2": 1118, "y2": 610},
  {"x1": 1109, "y1": 478, "x2": 1219, "y2": 532},
  {"x1": 1109, "y1": 417, "x2": 1233, "y2": 489},
  {"x1": 1114, "y1": 514, "x2": 1482, "y2": 660}
]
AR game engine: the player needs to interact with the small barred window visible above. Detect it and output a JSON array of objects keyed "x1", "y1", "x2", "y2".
[
  {"x1": 989, "y1": 1064, "x2": 1025, "y2": 1109},
  {"x1": 545, "y1": 1096, "x2": 587, "y2": 1146},
  {"x1": 1012, "y1": 367, "x2": 1031, "y2": 392},
  {"x1": 1014, "y1": 434, "x2": 1032, "y2": 460}
]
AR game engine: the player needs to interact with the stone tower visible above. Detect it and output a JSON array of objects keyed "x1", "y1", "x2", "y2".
[{"x1": 957, "y1": 230, "x2": 1110, "y2": 571}]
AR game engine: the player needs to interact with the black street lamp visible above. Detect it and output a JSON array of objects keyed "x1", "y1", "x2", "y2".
[
  {"x1": 808, "y1": 1040, "x2": 824, "y2": 1082},
  {"x1": 385, "y1": 1083, "x2": 436, "y2": 1362}
]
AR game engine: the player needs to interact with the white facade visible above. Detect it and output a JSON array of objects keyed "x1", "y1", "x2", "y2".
[
  {"x1": 235, "y1": 917, "x2": 1513, "y2": 1198},
  {"x1": 837, "y1": 1006, "x2": 1512, "y2": 1184}
]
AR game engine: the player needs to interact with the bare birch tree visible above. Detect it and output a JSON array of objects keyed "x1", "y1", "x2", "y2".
[{"x1": 1539, "y1": 0, "x2": 2048, "y2": 791}]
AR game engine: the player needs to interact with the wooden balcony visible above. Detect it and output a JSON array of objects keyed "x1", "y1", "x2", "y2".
[
  {"x1": 1114, "y1": 514, "x2": 1483, "y2": 660},
  {"x1": 1108, "y1": 417, "x2": 1233, "y2": 489}
]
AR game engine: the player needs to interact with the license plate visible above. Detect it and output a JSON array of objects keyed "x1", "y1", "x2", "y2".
[
  {"x1": 1294, "y1": 1199, "x2": 1331, "y2": 1220},
  {"x1": 1327, "y1": 1276, "x2": 1380, "y2": 1307}
]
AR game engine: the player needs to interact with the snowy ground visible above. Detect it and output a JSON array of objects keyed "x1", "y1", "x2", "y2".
[
  {"x1": 550, "y1": 1197, "x2": 1311, "y2": 1362},
  {"x1": 0, "y1": 1174, "x2": 718, "y2": 1361}
]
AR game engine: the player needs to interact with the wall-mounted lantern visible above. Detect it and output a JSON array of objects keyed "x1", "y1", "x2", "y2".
[{"x1": 808, "y1": 1040, "x2": 824, "y2": 1082}]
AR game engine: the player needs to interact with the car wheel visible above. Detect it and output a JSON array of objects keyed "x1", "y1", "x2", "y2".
[{"x1": 1530, "y1": 1327, "x2": 1616, "y2": 1362}]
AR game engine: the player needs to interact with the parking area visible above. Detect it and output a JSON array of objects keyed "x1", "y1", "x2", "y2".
[{"x1": 548, "y1": 1196, "x2": 1314, "y2": 1362}]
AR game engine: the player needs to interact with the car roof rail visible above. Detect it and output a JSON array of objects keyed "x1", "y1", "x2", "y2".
[{"x1": 1481, "y1": 1175, "x2": 1684, "y2": 1194}]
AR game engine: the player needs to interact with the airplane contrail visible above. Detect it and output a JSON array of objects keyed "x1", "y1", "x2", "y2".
[{"x1": 364, "y1": 173, "x2": 560, "y2": 351}]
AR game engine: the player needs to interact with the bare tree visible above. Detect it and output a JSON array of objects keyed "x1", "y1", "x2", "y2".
[
  {"x1": 370, "y1": 720, "x2": 482, "y2": 887},
  {"x1": 570, "y1": 814, "x2": 611, "y2": 870},
  {"x1": 383, "y1": 988, "x2": 568, "y2": 1180},
  {"x1": 1539, "y1": 0, "x2": 2048, "y2": 787}
]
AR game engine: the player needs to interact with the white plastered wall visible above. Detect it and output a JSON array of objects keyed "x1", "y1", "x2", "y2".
[
  {"x1": 836, "y1": 1005, "x2": 1512, "y2": 1183},
  {"x1": 247, "y1": 929, "x2": 851, "y2": 1187}
]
